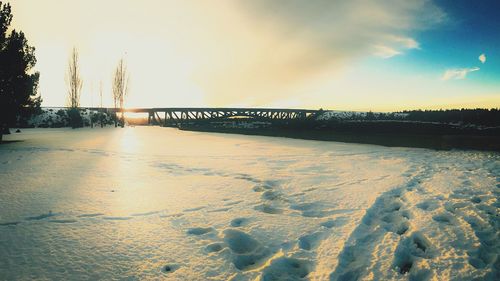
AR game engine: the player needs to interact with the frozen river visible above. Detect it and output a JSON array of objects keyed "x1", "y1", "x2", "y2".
[{"x1": 0, "y1": 127, "x2": 498, "y2": 280}]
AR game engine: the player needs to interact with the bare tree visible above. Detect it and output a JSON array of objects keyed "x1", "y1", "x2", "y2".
[
  {"x1": 66, "y1": 47, "x2": 83, "y2": 128},
  {"x1": 112, "y1": 58, "x2": 129, "y2": 127},
  {"x1": 67, "y1": 47, "x2": 82, "y2": 108},
  {"x1": 99, "y1": 81, "x2": 104, "y2": 127}
]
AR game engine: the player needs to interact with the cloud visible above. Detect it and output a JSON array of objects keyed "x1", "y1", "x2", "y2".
[
  {"x1": 440, "y1": 53, "x2": 485, "y2": 82},
  {"x1": 373, "y1": 45, "x2": 402, "y2": 58},
  {"x1": 373, "y1": 36, "x2": 420, "y2": 58},
  {"x1": 393, "y1": 37, "x2": 420, "y2": 49},
  {"x1": 441, "y1": 67, "x2": 480, "y2": 80},
  {"x1": 12, "y1": 0, "x2": 447, "y2": 107},
  {"x1": 195, "y1": 0, "x2": 446, "y2": 105},
  {"x1": 479, "y1": 53, "x2": 486, "y2": 64}
]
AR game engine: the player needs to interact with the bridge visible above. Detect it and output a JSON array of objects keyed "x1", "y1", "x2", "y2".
[{"x1": 107, "y1": 107, "x2": 321, "y2": 126}]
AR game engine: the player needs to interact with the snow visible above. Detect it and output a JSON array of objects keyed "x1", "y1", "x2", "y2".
[
  {"x1": 316, "y1": 110, "x2": 409, "y2": 121},
  {"x1": 28, "y1": 107, "x2": 113, "y2": 128},
  {"x1": 316, "y1": 110, "x2": 369, "y2": 120},
  {"x1": 0, "y1": 127, "x2": 498, "y2": 280}
]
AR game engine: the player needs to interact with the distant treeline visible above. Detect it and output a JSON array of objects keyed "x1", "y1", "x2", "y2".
[
  {"x1": 316, "y1": 108, "x2": 500, "y2": 127},
  {"x1": 400, "y1": 109, "x2": 500, "y2": 126}
]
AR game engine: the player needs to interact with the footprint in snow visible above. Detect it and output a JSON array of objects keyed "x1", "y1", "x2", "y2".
[
  {"x1": 230, "y1": 217, "x2": 249, "y2": 227},
  {"x1": 298, "y1": 231, "x2": 327, "y2": 250},
  {"x1": 187, "y1": 227, "x2": 214, "y2": 235},
  {"x1": 223, "y1": 229, "x2": 271, "y2": 271},
  {"x1": 161, "y1": 264, "x2": 180, "y2": 274}
]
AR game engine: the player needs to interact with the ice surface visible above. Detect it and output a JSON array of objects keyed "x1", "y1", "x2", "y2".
[{"x1": 0, "y1": 127, "x2": 498, "y2": 280}]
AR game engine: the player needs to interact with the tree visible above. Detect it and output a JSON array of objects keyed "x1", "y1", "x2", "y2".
[
  {"x1": 67, "y1": 47, "x2": 82, "y2": 108},
  {"x1": 66, "y1": 47, "x2": 83, "y2": 128},
  {"x1": 112, "y1": 58, "x2": 129, "y2": 127},
  {"x1": 99, "y1": 80, "x2": 105, "y2": 127},
  {"x1": 0, "y1": 1, "x2": 41, "y2": 141}
]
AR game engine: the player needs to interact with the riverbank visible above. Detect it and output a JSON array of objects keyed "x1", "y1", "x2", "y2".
[{"x1": 179, "y1": 125, "x2": 500, "y2": 151}]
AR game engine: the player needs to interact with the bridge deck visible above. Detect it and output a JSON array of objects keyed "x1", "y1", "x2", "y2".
[{"x1": 113, "y1": 107, "x2": 319, "y2": 113}]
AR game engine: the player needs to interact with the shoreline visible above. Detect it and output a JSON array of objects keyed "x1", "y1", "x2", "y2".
[
  {"x1": 4, "y1": 124, "x2": 499, "y2": 151},
  {"x1": 179, "y1": 126, "x2": 500, "y2": 151}
]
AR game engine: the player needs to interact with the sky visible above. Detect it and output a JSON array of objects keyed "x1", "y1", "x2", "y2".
[{"x1": 7, "y1": 0, "x2": 500, "y2": 111}]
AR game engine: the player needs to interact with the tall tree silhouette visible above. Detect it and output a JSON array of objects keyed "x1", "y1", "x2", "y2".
[
  {"x1": 66, "y1": 47, "x2": 83, "y2": 128},
  {"x1": 112, "y1": 58, "x2": 129, "y2": 127},
  {"x1": 67, "y1": 47, "x2": 82, "y2": 108},
  {"x1": 0, "y1": 1, "x2": 41, "y2": 141}
]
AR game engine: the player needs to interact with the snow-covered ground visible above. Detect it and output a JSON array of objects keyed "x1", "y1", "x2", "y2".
[{"x1": 0, "y1": 127, "x2": 498, "y2": 280}]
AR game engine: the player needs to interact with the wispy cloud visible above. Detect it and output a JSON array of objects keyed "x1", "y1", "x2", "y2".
[
  {"x1": 373, "y1": 36, "x2": 420, "y2": 58},
  {"x1": 394, "y1": 37, "x2": 420, "y2": 49},
  {"x1": 479, "y1": 53, "x2": 486, "y2": 64},
  {"x1": 373, "y1": 45, "x2": 402, "y2": 58},
  {"x1": 441, "y1": 67, "x2": 480, "y2": 80}
]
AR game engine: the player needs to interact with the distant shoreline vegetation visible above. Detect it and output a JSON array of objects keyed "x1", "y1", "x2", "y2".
[{"x1": 12, "y1": 107, "x2": 500, "y2": 151}]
